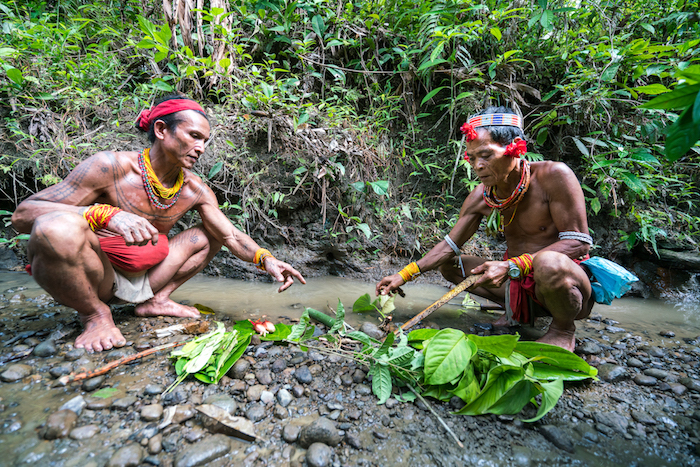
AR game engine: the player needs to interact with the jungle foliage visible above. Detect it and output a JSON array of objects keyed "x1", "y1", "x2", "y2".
[{"x1": 1, "y1": 0, "x2": 699, "y2": 258}]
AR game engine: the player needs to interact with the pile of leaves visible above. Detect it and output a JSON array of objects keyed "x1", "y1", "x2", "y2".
[{"x1": 167, "y1": 301, "x2": 596, "y2": 421}]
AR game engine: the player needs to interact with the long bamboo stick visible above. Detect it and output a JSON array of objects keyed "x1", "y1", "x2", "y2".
[{"x1": 399, "y1": 274, "x2": 483, "y2": 332}]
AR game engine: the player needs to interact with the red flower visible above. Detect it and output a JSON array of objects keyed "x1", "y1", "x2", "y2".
[
  {"x1": 460, "y1": 122, "x2": 478, "y2": 142},
  {"x1": 504, "y1": 140, "x2": 527, "y2": 158},
  {"x1": 463, "y1": 150, "x2": 470, "y2": 163}
]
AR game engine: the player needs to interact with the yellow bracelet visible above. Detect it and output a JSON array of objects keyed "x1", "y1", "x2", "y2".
[
  {"x1": 507, "y1": 253, "x2": 533, "y2": 276},
  {"x1": 398, "y1": 262, "x2": 421, "y2": 283},
  {"x1": 83, "y1": 204, "x2": 122, "y2": 232},
  {"x1": 253, "y1": 248, "x2": 275, "y2": 271}
]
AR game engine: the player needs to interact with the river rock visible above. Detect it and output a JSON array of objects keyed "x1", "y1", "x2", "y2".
[
  {"x1": 141, "y1": 404, "x2": 164, "y2": 422},
  {"x1": 0, "y1": 363, "x2": 32, "y2": 382},
  {"x1": 144, "y1": 384, "x2": 165, "y2": 395},
  {"x1": 70, "y1": 424, "x2": 100, "y2": 440},
  {"x1": 277, "y1": 388, "x2": 293, "y2": 407},
  {"x1": 260, "y1": 391, "x2": 275, "y2": 404},
  {"x1": 274, "y1": 404, "x2": 289, "y2": 419},
  {"x1": 148, "y1": 433, "x2": 163, "y2": 454},
  {"x1": 246, "y1": 404, "x2": 266, "y2": 422},
  {"x1": 64, "y1": 348, "x2": 86, "y2": 361},
  {"x1": 228, "y1": 359, "x2": 250, "y2": 379},
  {"x1": 86, "y1": 396, "x2": 113, "y2": 410},
  {"x1": 606, "y1": 326, "x2": 626, "y2": 333},
  {"x1": 112, "y1": 396, "x2": 138, "y2": 411},
  {"x1": 646, "y1": 346, "x2": 665, "y2": 358},
  {"x1": 538, "y1": 425, "x2": 574, "y2": 452},
  {"x1": 107, "y1": 444, "x2": 144, "y2": 467},
  {"x1": 595, "y1": 412, "x2": 629, "y2": 434},
  {"x1": 82, "y1": 376, "x2": 105, "y2": 392},
  {"x1": 643, "y1": 368, "x2": 669, "y2": 380},
  {"x1": 60, "y1": 395, "x2": 87, "y2": 415},
  {"x1": 306, "y1": 442, "x2": 333, "y2": 467},
  {"x1": 359, "y1": 322, "x2": 384, "y2": 340},
  {"x1": 174, "y1": 433, "x2": 231, "y2": 467},
  {"x1": 299, "y1": 417, "x2": 341, "y2": 448},
  {"x1": 659, "y1": 330, "x2": 675, "y2": 338},
  {"x1": 631, "y1": 410, "x2": 656, "y2": 425},
  {"x1": 598, "y1": 364, "x2": 627, "y2": 382},
  {"x1": 626, "y1": 357, "x2": 644, "y2": 368},
  {"x1": 33, "y1": 338, "x2": 56, "y2": 357},
  {"x1": 247, "y1": 384, "x2": 265, "y2": 402},
  {"x1": 105, "y1": 348, "x2": 135, "y2": 362},
  {"x1": 633, "y1": 374, "x2": 657, "y2": 386},
  {"x1": 345, "y1": 431, "x2": 362, "y2": 449},
  {"x1": 256, "y1": 369, "x2": 273, "y2": 385},
  {"x1": 272, "y1": 358, "x2": 288, "y2": 373},
  {"x1": 680, "y1": 378, "x2": 700, "y2": 392},
  {"x1": 352, "y1": 369, "x2": 366, "y2": 383},
  {"x1": 173, "y1": 404, "x2": 196, "y2": 424},
  {"x1": 670, "y1": 383, "x2": 688, "y2": 396},
  {"x1": 295, "y1": 365, "x2": 313, "y2": 384},
  {"x1": 576, "y1": 341, "x2": 603, "y2": 355},
  {"x1": 42, "y1": 409, "x2": 77, "y2": 439},
  {"x1": 203, "y1": 394, "x2": 238, "y2": 415},
  {"x1": 283, "y1": 423, "x2": 301, "y2": 442},
  {"x1": 49, "y1": 363, "x2": 73, "y2": 378}
]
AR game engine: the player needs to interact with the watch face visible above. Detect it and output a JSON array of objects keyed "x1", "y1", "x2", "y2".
[{"x1": 508, "y1": 264, "x2": 520, "y2": 279}]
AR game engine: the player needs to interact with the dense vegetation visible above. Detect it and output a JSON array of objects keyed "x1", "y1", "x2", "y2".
[{"x1": 1, "y1": 0, "x2": 699, "y2": 261}]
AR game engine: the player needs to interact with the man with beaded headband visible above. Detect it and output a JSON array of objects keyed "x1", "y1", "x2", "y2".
[
  {"x1": 12, "y1": 94, "x2": 305, "y2": 352},
  {"x1": 376, "y1": 106, "x2": 593, "y2": 351}
]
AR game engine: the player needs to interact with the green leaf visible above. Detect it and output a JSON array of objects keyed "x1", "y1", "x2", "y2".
[
  {"x1": 311, "y1": 14, "x2": 326, "y2": 40},
  {"x1": 345, "y1": 331, "x2": 379, "y2": 346},
  {"x1": 694, "y1": 89, "x2": 700, "y2": 123},
  {"x1": 408, "y1": 328, "x2": 439, "y2": 349},
  {"x1": 350, "y1": 181, "x2": 366, "y2": 192},
  {"x1": 213, "y1": 333, "x2": 250, "y2": 382},
  {"x1": 329, "y1": 299, "x2": 345, "y2": 334},
  {"x1": 371, "y1": 364, "x2": 392, "y2": 404},
  {"x1": 387, "y1": 346, "x2": 416, "y2": 368},
  {"x1": 514, "y1": 342, "x2": 597, "y2": 377},
  {"x1": 0, "y1": 47, "x2": 17, "y2": 57},
  {"x1": 483, "y1": 379, "x2": 540, "y2": 415},
  {"x1": 374, "y1": 332, "x2": 395, "y2": 359},
  {"x1": 259, "y1": 323, "x2": 292, "y2": 341},
  {"x1": 288, "y1": 308, "x2": 311, "y2": 341},
  {"x1": 640, "y1": 83, "x2": 700, "y2": 110},
  {"x1": 522, "y1": 377, "x2": 564, "y2": 422},
  {"x1": 92, "y1": 387, "x2": 120, "y2": 399},
  {"x1": 450, "y1": 366, "x2": 480, "y2": 405},
  {"x1": 618, "y1": 171, "x2": 645, "y2": 193},
  {"x1": 467, "y1": 334, "x2": 519, "y2": 358},
  {"x1": 665, "y1": 104, "x2": 700, "y2": 161},
  {"x1": 368, "y1": 180, "x2": 389, "y2": 196},
  {"x1": 423, "y1": 329, "x2": 476, "y2": 385},
  {"x1": 634, "y1": 84, "x2": 670, "y2": 95},
  {"x1": 355, "y1": 223, "x2": 371, "y2": 239},
  {"x1": 572, "y1": 137, "x2": 589, "y2": 157},
  {"x1": 208, "y1": 161, "x2": 223, "y2": 179},
  {"x1": 589, "y1": 197, "x2": 601, "y2": 215},
  {"x1": 6, "y1": 68, "x2": 22, "y2": 85},
  {"x1": 378, "y1": 294, "x2": 395, "y2": 316},
  {"x1": 530, "y1": 362, "x2": 596, "y2": 381},
  {"x1": 421, "y1": 86, "x2": 447, "y2": 106},
  {"x1": 540, "y1": 9, "x2": 554, "y2": 30},
  {"x1": 601, "y1": 62, "x2": 621, "y2": 82},
  {"x1": 455, "y1": 365, "x2": 525, "y2": 415},
  {"x1": 353, "y1": 293, "x2": 378, "y2": 313},
  {"x1": 490, "y1": 27, "x2": 502, "y2": 41}
]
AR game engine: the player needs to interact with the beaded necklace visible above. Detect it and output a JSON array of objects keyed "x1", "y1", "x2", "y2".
[
  {"x1": 482, "y1": 159, "x2": 531, "y2": 231},
  {"x1": 138, "y1": 148, "x2": 184, "y2": 210}
]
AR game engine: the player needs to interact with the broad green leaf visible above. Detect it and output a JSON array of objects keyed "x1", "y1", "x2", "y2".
[
  {"x1": 388, "y1": 346, "x2": 415, "y2": 367},
  {"x1": 572, "y1": 137, "x2": 589, "y2": 157},
  {"x1": 467, "y1": 334, "x2": 519, "y2": 358},
  {"x1": 288, "y1": 308, "x2": 311, "y2": 341},
  {"x1": 514, "y1": 342, "x2": 597, "y2": 377},
  {"x1": 408, "y1": 328, "x2": 439, "y2": 345},
  {"x1": 350, "y1": 181, "x2": 366, "y2": 192},
  {"x1": 355, "y1": 223, "x2": 371, "y2": 239},
  {"x1": 421, "y1": 86, "x2": 447, "y2": 106},
  {"x1": 378, "y1": 294, "x2": 395, "y2": 316},
  {"x1": 484, "y1": 379, "x2": 540, "y2": 415},
  {"x1": 372, "y1": 364, "x2": 392, "y2": 404},
  {"x1": 311, "y1": 14, "x2": 326, "y2": 39},
  {"x1": 329, "y1": 299, "x2": 345, "y2": 334},
  {"x1": 0, "y1": 47, "x2": 16, "y2": 57},
  {"x1": 694, "y1": 90, "x2": 700, "y2": 123},
  {"x1": 522, "y1": 377, "x2": 564, "y2": 422},
  {"x1": 345, "y1": 330, "x2": 380, "y2": 346},
  {"x1": 353, "y1": 293, "x2": 377, "y2": 313},
  {"x1": 259, "y1": 323, "x2": 293, "y2": 341},
  {"x1": 619, "y1": 171, "x2": 645, "y2": 193},
  {"x1": 417, "y1": 58, "x2": 447, "y2": 73},
  {"x1": 530, "y1": 362, "x2": 596, "y2": 381},
  {"x1": 451, "y1": 366, "x2": 480, "y2": 405},
  {"x1": 490, "y1": 27, "x2": 502, "y2": 41},
  {"x1": 215, "y1": 333, "x2": 251, "y2": 382},
  {"x1": 455, "y1": 365, "x2": 525, "y2": 415},
  {"x1": 589, "y1": 197, "x2": 601, "y2": 214},
  {"x1": 421, "y1": 383, "x2": 454, "y2": 402},
  {"x1": 6, "y1": 68, "x2": 22, "y2": 85},
  {"x1": 601, "y1": 62, "x2": 621, "y2": 82},
  {"x1": 208, "y1": 161, "x2": 223, "y2": 179},
  {"x1": 634, "y1": 84, "x2": 670, "y2": 95},
  {"x1": 640, "y1": 83, "x2": 700, "y2": 110},
  {"x1": 92, "y1": 387, "x2": 120, "y2": 399},
  {"x1": 374, "y1": 332, "x2": 395, "y2": 359},
  {"x1": 540, "y1": 9, "x2": 554, "y2": 30},
  {"x1": 369, "y1": 180, "x2": 389, "y2": 196},
  {"x1": 665, "y1": 104, "x2": 700, "y2": 161},
  {"x1": 394, "y1": 392, "x2": 417, "y2": 403},
  {"x1": 424, "y1": 329, "x2": 475, "y2": 385}
]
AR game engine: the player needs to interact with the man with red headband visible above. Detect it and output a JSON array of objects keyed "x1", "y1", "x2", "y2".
[
  {"x1": 376, "y1": 106, "x2": 593, "y2": 351},
  {"x1": 12, "y1": 94, "x2": 306, "y2": 352}
]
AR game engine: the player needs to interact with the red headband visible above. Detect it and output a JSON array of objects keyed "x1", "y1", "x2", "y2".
[{"x1": 135, "y1": 99, "x2": 205, "y2": 131}]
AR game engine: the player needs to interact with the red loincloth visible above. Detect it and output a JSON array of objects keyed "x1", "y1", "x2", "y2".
[
  {"x1": 505, "y1": 252, "x2": 589, "y2": 324},
  {"x1": 99, "y1": 234, "x2": 169, "y2": 273}
]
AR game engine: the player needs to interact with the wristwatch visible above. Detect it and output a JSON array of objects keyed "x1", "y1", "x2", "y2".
[{"x1": 507, "y1": 261, "x2": 521, "y2": 280}]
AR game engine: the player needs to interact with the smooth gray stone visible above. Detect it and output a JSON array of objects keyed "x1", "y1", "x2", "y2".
[
  {"x1": 295, "y1": 366, "x2": 313, "y2": 384},
  {"x1": 141, "y1": 404, "x2": 164, "y2": 422},
  {"x1": 306, "y1": 442, "x2": 333, "y2": 467},
  {"x1": 82, "y1": 376, "x2": 105, "y2": 392},
  {"x1": 228, "y1": 359, "x2": 250, "y2": 379},
  {"x1": 273, "y1": 404, "x2": 289, "y2": 419},
  {"x1": 658, "y1": 248, "x2": 700, "y2": 270},
  {"x1": 107, "y1": 444, "x2": 144, "y2": 467},
  {"x1": 680, "y1": 378, "x2": 700, "y2": 392},
  {"x1": 359, "y1": 322, "x2": 384, "y2": 340},
  {"x1": 576, "y1": 341, "x2": 602, "y2": 355},
  {"x1": 60, "y1": 395, "x2": 86, "y2": 415},
  {"x1": 277, "y1": 388, "x2": 293, "y2": 407},
  {"x1": 595, "y1": 412, "x2": 629, "y2": 434},
  {"x1": 203, "y1": 394, "x2": 238, "y2": 416},
  {"x1": 643, "y1": 368, "x2": 669, "y2": 380},
  {"x1": 0, "y1": 363, "x2": 32, "y2": 382},
  {"x1": 626, "y1": 357, "x2": 644, "y2": 368},
  {"x1": 49, "y1": 364, "x2": 73, "y2": 379},
  {"x1": 631, "y1": 410, "x2": 656, "y2": 425},
  {"x1": 112, "y1": 396, "x2": 138, "y2": 410},
  {"x1": 283, "y1": 423, "x2": 301, "y2": 442},
  {"x1": 42, "y1": 409, "x2": 77, "y2": 439},
  {"x1": 271, "y1": 358, "x2": 288, "y2": 373},
  {"x1": 538, "y1": 425, "x2": 574, "y2": 453},
  {"x1": 598, "y1": 364, "x2": 627, "y2": 382},
  {"x1": 64, "y1": 348, "x2": 86, "y2": 361},
  {"x1": 299, "y1": 417, "x2": 341, "y2": 448},
  {"x1": 634, "y1": 374, "x2": 658, "y2": 386},
  {"x1": 256, "y1": 369, "x2": 273, "y2": 385},
  {"x1": 33, "y1": 339, "x2": 57, "y2": 357},
  {"x1": 144, "y1": 384, "x2": 165, "y2": 396},
  {"x1": 174, "y1": 434, "x2": 231, "y2": 467},
  {"x1": 246, "y1": 404, "x2": 266, "y2": 422},
  {"x1": 70, "y1": 424, "x2": 100, "y2": 440}
]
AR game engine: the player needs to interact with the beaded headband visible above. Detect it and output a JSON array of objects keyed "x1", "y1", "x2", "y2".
[{"x1": 467, "y1": 113, "x2": 522, "y2": 129}]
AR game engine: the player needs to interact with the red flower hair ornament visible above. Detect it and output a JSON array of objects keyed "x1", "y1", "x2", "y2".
[
  {"x1": 460, "y1": 122, "x2": 478, "y2": 142},
  {"x1": 504, "y1": 139, "x2": 527, "y2": 158}
]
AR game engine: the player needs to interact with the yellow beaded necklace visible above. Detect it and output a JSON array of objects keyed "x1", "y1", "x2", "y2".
[{"x1": 141, "y1": 148, "x2": 184, "y2": 199}]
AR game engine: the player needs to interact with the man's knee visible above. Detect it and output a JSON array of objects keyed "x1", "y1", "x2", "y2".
[
  {"x1": 29, "y1": 212, "x2": 90, "y2": 259},
  {"x1": 176, "y1": 225, "x2": 221, "y2": 256},
  {"x1": 533, "y1": 251, "x2": 575, "y2": 288}
]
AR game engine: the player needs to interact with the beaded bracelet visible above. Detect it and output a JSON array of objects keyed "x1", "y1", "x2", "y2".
[
  {"x1": 83, "y1": 204, "x2": 122, "y2": 232},
  {"x1": 398, "y1": 262, "x2": 421, "y2": 283},
  {"x1": 253, "y1": 248, "x2": 275, "y2": 271},
  {"x1": 507, "y1": 253, "x2": 533, "y2": 276},
  {"x1": 558, "y1": 231, "x2": 593, "y2": 245}
]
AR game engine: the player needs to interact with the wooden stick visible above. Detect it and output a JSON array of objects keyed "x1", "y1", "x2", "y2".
[
  {"x1": 54, "y1": 341, "x2": 186, "y2": 387},
  {"x1": 408, "y1": 384, "x2": 464, "y2": 449},
  {"x1": 400, "y1": 274, "x2": 483, "y2": 332}
]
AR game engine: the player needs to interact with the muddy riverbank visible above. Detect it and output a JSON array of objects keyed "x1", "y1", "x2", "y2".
[{"x1": 1, "y1": 271, "x2": 700, "y2": 466}]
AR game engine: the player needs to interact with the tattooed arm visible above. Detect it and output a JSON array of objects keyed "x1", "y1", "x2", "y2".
[{"x1": 194, "y1": 180, "x2": 306, "y2": 292}]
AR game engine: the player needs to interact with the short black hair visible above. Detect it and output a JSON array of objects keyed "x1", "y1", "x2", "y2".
[
  {"x1": 137, "y1": 93, "x2": 209, "y2": 143},
  {"x1": 471, "y1": 106, "x2": 525, "y2": 146}
]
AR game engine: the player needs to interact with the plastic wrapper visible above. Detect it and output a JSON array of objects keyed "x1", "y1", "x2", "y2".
[{"x1": 581, "y1": 256, "x2": 639, "y2": 305}]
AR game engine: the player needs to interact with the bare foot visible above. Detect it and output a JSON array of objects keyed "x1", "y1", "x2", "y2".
[
  {"x1": 493, "y1": 314, "x2": 509, "y2": 326},
  {"x1": 75, "y1": 313, "x2": 126, "y2": 353},
  {"x1": 536, "y1": 325, "x2": 576, "y2": 351},
  {"x1": 134, "y1": 297, "x2": 200, "y2": 318}
]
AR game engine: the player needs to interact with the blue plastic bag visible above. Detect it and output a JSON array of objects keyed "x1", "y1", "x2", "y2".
[{"x1": 581, "y1": 257, "x2": 639, "y2": 305}]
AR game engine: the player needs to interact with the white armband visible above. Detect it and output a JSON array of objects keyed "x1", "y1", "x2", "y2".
[
  {"x1": 444, "y1": 234, "x2": 466, "y2": 277},
  {"x1": 558, "y1": 231, "x2": 593, "y2": 245}
]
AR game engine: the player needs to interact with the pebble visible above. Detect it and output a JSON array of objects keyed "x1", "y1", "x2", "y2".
[
  {"x1": 272, "y1": 358, "x2": 288, "y2": 373},
  {"x1": 626, "y1": 357, "x2": 644, "y2": 368},
  {"x1": 538, "y1": 425, "x2": 574, "y2": 452},
  {"x1": 0, "y1": 363, "x2": 32, "y2": 382},
  {"x1": 174, "y1": 433, "x2": 231, "y2": 467},
  {"x1": 277, "y1": 388, "x2": 293, "y2": 407},
  {"x1": 595, "y1": 412, "x2": 629, "y2": 434},
  {"x1": 144, "y1": 384, "x2": 165, "y2": 395},
  {"x1": 306, "y1": 442, "x2": 333, "y2": 467},
  {"x1": 597, "y1": 364, "x2": 627, "y2": 383},
  {"x1": 64, "y1": 348, "x2": 86, "y2": 361},
  {"x1": 247, "y1": 385, "x2": 265, "y2": 402},
  {"x1": 359, "y1": 322, "x2": 385, "y2": 340},
  {"x1": 260, "y1": 391, "x2": 275, "y2": 404},
  {"x1": 172, "y1": 405, "x2": 196, "y2": 424},
  {"x1": 112, "y1": 396, "x2": 138, "y2": 411},
  {"x1": 49, "y1": 364, "x2": 73, "y2": 378},
  {"x1": 105, "y1": 348, "x2": 135, "y2": 362},
  {"x1": 274, "y1": 404, "x2": 289, "y2": 419},
  {"x1": 680, "y1": 378, "x2": 700, "y2": 392},
  {"x1": 299, "y1": 417, "x2": 342, "y2": 448},
  {"x1": 295, "y1": 366, "x2": 313, "y2": 384},
  {"x1": 141, "y1": 404, "x2": 164, "y2": 422},
  {"x1": 229, "y1": 359, "x2": 250, "y2": 379},
  {"x1": 246, "y1": 404, "x2": 266, "y2": 422},
  {"x1": 86, "y1": 397, "x2": 113, "y2": 410},
  {"x1": 631, "y1": 410, "x2": 656, "y2": 425},
  {"x1": 352, "y1": 369, "x2": 366, "y2": 383},
  {"x1": 659, "y1": 330, "x2": 675, "y2": 338},
  {"x1": 203, "y1": 394, "x2": 238, "y2": 415},
  {"x1": 70, "y1": 424, "x2": 100, "y2": 440},
  {"x1": 60, "y1": 395, "x2": 87, "y2": 415},
  {"x1": 633, "y1": 374, "x2": 657, "y2": 386},
  {"x1": 42, "y1": 409, "x2": 77, "y2": 439},
  {"x1": 148, "y1": 434, "x2": 163, "y2": 454},
  {"x1": 646, "y1": 346, "x2": 665, "y2": 358},
  {"x1": 576, "y1": 341, "x2": 602, "y2": 355},
  {"x1": 33, "y1": 338, "x2": 57, "y2": 357},
  {"x1": 256, "y1": 369, "x2": 273, "y2": 385},
  {"x1": 82, "y1": 376, "x2": 105, "y2": 392},
  {"x1": 345, "y1": 431, "x2": 362, "y2": 449},
  {"x1": 643, "y1": 368, "x2": 669, "y2": 380},
  {"x1": 283, "y1": 423, "x2": 301, "y2": 442},
  {"x1": 107, "y1": 444, "x2": 144, "y2": 467},
  {"x1": 605, "y1": 326, "x2": 626, "y2": 333}
]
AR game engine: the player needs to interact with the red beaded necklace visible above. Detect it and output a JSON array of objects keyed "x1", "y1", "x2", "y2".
[{"x1": 483, "y1": 159, "x2": 531, "y2": 230}]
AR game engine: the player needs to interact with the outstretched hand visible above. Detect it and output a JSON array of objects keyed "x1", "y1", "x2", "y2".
[
  {"x1": 470, "y1": 260, "x2": 510, "y2": 288},
  {"x1": 107, "y1": 211, "x2": 160, "y2": 246},
  {"x1": 264, "y1": 257, "x2": 306, "y2": 292},
  {"x1": 376, "y1": 273, "x2": 405, "y2": 296}
]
